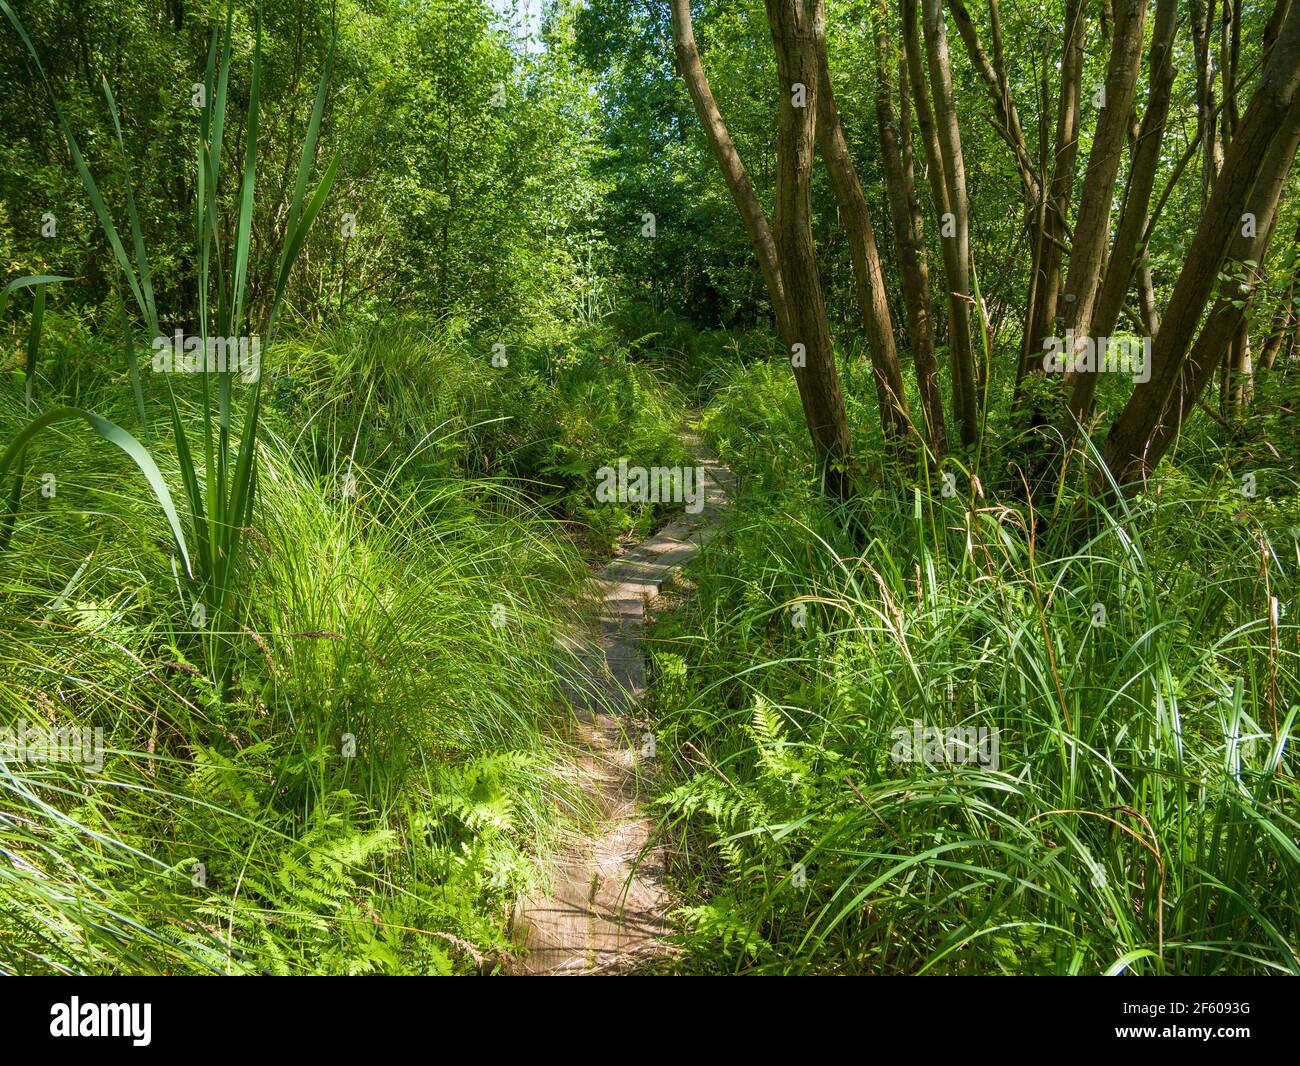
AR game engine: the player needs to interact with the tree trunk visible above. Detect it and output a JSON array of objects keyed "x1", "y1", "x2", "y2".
[
  {"x1": 1086, "y1": 0, "x2": 1176, "y2": 352},
  {"x1": 1137, "y1": 265, "x2": 1160, "y2": 336},
  {"x1": 1061, "y1": 0, "x2": 1149, "y2": 426},
  {"x1": 1154, "y1": 101, "x2": 1300, "y2": 455},
  {"x1": 810, "y1": 4, "x2": 913, "y2": 454},
  {"x1": 1217, "y1": 0, "x2": 1248, "y2": 413},
  {"x1": 1020, "y1": 0, "x2": 1085, "y2": 398},
  {"x1": 765, "y1": 0, "x2": 856, "y2": 497},
  {"x1": 919, "y1": 0, "x2": 980, "y2": 446},
  {"x1": 1265, "y1": 0, "x2": 1292, "y2": 51},
  {"x1": 875, "y1": 11, "x2": 946, "y2": 456},
  {"x1": 1191, "y1": 0, "x2": 1224, "y2": 205},
  {"x1": 668, "y1": 0, "x2": 789, "y2": 336},
  {"x1": 946, "y1": 0, "x2": 1040, "y2": 205},
  {"x1": 669, "y1": 0, "x2": 854, "y2": 497},
  {"x1": 1103, "y1": 2, "x2": 1300, "y2": 484},
  {"x1": 1259, "y1": 216, "x2": 1300, "y2": 371},
  {"x1": 944, "y1": 0, "x2": 1058, "y2": 394},
  {"x1": 1223, "y1": 0, "x2": 1242, "y2": 139},
  {"x1": 1224, "y1": 322, "x2": 1253, "y2": 415},
  {"x1": 1018, "y1": 46, "x2": 1055, "y2": 386}
]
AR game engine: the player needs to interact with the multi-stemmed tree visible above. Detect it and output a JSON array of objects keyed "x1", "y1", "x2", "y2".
[{"x1": 668, "y1": 0, "x2": 1300, "y2": 500}]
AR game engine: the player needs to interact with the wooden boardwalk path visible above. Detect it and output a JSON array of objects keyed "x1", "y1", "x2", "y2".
[{"x1": 511, "y1": 432, "x2": 736, "y2": 974}]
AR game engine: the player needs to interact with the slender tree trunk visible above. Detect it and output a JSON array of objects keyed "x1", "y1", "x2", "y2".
[
  {"x1": 1021, "y1": 0, "x2": 1085, "y2": 399},
  {"x1": 901, "y1": 0, "x2": 969, "y2": 433},
  {"x1": 1018, "y1": 45, "x2": 1055, "y2": 386},
  {"x1": 668, "y1": 0, "x2": 789, "y2": 336},
  {"x1": 945, "y1": 0, "x2": 1056, "y2": 394},
  {"x1": 765, "y1": 0, "x2": 856, "y2": 496},
  {"x1": 669, "y1": 0, "x2": 853, "y2": 496},
  {"x1": 1137, "y1": 265, "x2": 1160, "y2": 336},
  {"x1": 1061, "y1": 0, "x2": 1149, "y2": 426},
  {"x1": 1265, "y1": 0, "x2": 1292, "y2": 54},
  {"x1": 1191, "y1": 0, "x2": 1223, "y2": 206},
  {"x1": 875, "y1": 10, "x2": 946, "y2": 456},
  {"x1": 1103, "y1": 3, "x2": 1300, "y2": 484},
  {"x1": 1224, "y1": 322, "x2": 1253, "y2": 415},
  {"x1": 1258, "y1": 0, "x2": 1297, "y2": 379},
  {"x1": 1260, "y1": 216, "x2": 1300, "y2": 371},
  {"x1": 810, "y1": 5, "x2": 913, "y2": 454},
  {"x1": 1223, "y1": 0, "x2": 1242, "y2": 138},
  {"x1": 946, "y1": 0, "x2": 1040, "y2": 205},
  {"x1": 1218, "y1": 0, "x2": 1251, "y2": 414},
  {"x1": 1154, "y1": 95, "x2": 1300, "y2": 455},
  {"x1": 920, "y1": 0, "x2": 979, "y2": 446},
  {"x1": 901, "y1": 0, "x2": 950, "y2": 251},
  {"x1": 1087, "y1": 0, "x2": 1176, "y2": 350}
]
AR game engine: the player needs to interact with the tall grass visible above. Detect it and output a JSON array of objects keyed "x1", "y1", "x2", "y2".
[
  {"x1": 0, "y1": 0, "x2": 340, "y2": 686},
  {"x1": 649, "y1": 363, "x2": 1299, "y2": 975},
  {"x1": 0, "y1": 0, "x2": 697, "y2": 966},
  {"x1": 0, "y1": 263, "x2": 697, "y2": 972},
  {"x1": 0, "y1": 377, "x2": 594, "y2": 973},
  {"x1": 0, "y1": 274, "x2": 67, "y2": 550},
  {"x1": 269, "y1": 316, "x2": 697, "y2": 550}
]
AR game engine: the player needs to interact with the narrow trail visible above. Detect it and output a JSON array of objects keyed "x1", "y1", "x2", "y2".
[{"x1": 510, "y1": 427, "x2": 736, "y2": 975}]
